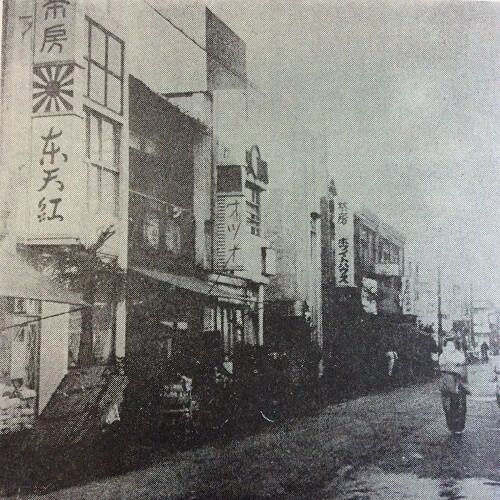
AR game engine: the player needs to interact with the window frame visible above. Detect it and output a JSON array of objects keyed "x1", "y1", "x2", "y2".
[
  {"x1": 85, "y1": 107, "x2": 121, "y2": 216},
  {"x1": 246, "y1": 183, "x2": 261, "y2": 236},
  {"x1": 85, "y1": 17, "x2": 124, "y2": 115}
]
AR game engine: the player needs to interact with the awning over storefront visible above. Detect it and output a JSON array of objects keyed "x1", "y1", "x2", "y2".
[
  {"x1": 131, "y1": 266, "x2": 252, "y2": 305},
  {"x1": 0, "y1": 249, "x2": 87, "y2": 306}
]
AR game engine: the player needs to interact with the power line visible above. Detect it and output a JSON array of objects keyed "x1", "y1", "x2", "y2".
[{"x1": 142, "y1": 0, "x2": 263, "y2": 95}]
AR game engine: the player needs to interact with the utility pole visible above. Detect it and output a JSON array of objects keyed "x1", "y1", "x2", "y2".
[
  {"x1": 437, "y1": 266, "x2": 443, "y2": 340},
  {"x1": 469, "y1": 283, "x2": 475, "y2": 348}
]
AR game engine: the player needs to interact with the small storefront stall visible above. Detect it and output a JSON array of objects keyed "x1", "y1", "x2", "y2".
[{"x1": 0, "y1": 249, "x2": 87, "y2": 434}]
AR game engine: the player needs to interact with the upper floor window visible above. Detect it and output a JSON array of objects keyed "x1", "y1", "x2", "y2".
[
  {"x1": 86, "y1": 108, "x2": 121, "y2": 216},
  {"x1": 246, "y1": 184, "x2": 260, "y2": 236},
  {"x1": 144, "y1": 211, "x2": 160, "y2": 250},
  {"x1": 85, "y1": 18, "x2": 124, "y2": 114},
  {"x1": 165, "y1": 216, "x2": 182, "y2": 255}
]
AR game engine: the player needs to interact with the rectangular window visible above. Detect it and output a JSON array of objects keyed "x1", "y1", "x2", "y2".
[
  {"x1": 85, "y1": 108, "x2": 121, "y2": 216},
  {"x1": 85, "y1": 18, "x2": 124, "y2": 114},
  {"x1": 165, "y1": 217, "x2": 181, "y2": 254},
  {"x1": 144, "y1": 211, "x2": 160, "y2": 250},
  {"x1": 246, "y1": 184, "x2": 260, "y2": 236}
]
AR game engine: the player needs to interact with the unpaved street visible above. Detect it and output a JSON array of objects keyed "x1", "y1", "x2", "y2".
[{"x1": 10, "y1": 360, "x2": 500, "y2": 500}]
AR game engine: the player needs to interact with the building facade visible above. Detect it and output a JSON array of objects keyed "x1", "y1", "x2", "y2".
[
  {"x1": 0, "y1": 0, "x2": 130, "y2": 419},
  {"x1": 0, "y1": 0, "x2": 277, "y2": 427},
  {"x1": 353, "y1": 209, "x2": 406, "y2": 316},
  {"x1": 263, "y1": 129, "x2": 327, "y2": 351}
]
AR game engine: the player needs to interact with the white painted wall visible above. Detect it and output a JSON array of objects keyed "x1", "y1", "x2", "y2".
[{"x1": 38, "y1": 301, "x2": 69, "y2": 412}]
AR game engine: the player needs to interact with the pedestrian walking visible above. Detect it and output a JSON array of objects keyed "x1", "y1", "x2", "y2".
[
  {"x1": 439, "y1": 333, "x2": 469, "y2": 435},
  {"x1": 385, "y1": 349, "x2": 398, "y2": 378}
]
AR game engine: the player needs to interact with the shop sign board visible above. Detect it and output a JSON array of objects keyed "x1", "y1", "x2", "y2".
[
  {"x1": 34, "y1": 0, "x2": 76, "y2": 65},
  {"x1": 335, "y1": 198, "x2": 355, "y2": 287},
  {"x1": 29, "y1": 116, "x2": 83, "y2": 239},
  {"x1": 30, "y1": 0, "x2": 82, "y2": 240},
  {"x1": 401, "y1": 275, "x2": 414, "y2": 315},
  {"x1": 216, "y1": 193, "x2": 246, "y2": 272}
]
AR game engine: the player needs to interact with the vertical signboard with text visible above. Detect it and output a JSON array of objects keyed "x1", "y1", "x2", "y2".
[
  {"x1": 215, "y1": 193, "x2": 246, "y2": 272},
  {"x1": 30, "y1": 0, "x2": 83, "y2": 240},
  {"x1": 401, "y1": 276, "x2": 414, "y2": 315},
  {"x1": 335, "y1": 199, "x2": 355, "y2": 287}
]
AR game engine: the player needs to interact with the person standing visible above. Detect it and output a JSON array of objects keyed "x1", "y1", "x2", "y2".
[
  {"x1": 439, "y1": 334, "x2": 469, "y2": 435},
  {"x1": 480, "y1": 342, "x2": 489, "y2": 364},
  {"x1": 386, "y1": 349, "x2": 398, "y2": 378}
]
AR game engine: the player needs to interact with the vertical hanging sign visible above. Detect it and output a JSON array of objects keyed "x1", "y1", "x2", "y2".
[
  {"x1": 223, "y1": 194, "x2": 245, "y2": 271},
  {"x1": 34, "y1": 0, "x2": 76, "y2": 64},
  {"x1": 215, "y1": 193, "x2": 246, "y2": 272},
  {"x1": 401, "y1": 276, "x2": 414, "y2": 315},
  {"x1": 335, "y1": 199, "x2": 355, "y2": 287},
  {"x1": 30, "y1": 0, "x2": 80, "y2": 239}
]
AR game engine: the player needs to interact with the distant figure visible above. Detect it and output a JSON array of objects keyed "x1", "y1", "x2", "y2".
[
  {"x1": 385, "y1": 350, "x2": 398, "y2": 377},
  {"x1": 481, "y1": 342, "x2": 489, "y2": 364},
  {"x1": 439, "y1": 334, "x2": 468, "y2": 435}
]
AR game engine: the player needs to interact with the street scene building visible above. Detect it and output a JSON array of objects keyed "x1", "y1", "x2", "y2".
[{"x1": 1, "y1": 1, "x2": 500, "y2": 499}]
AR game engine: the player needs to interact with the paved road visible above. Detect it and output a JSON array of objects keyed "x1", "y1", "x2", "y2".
[
  {"x1": 8, "y1": 358, "x2": 500, "y2": 499},
  {"x1": 322, "y1": 358, "x2": 500, "y2": 499}
]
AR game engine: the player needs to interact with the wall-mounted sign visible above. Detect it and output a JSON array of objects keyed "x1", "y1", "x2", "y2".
[
  {"x1": 30, "y1": 0, "x2": 82, "y2": 240},
  {"x1": 29, "y1": 115, "x2": 83, "y2": 238},
  {"x1": 335, "y1": 199, "x2": 355, "y2": 287},
  {"x1": 216, "y1": 193, "x2": 245, "y2": 271},
  {"x1": 33, "y1": 63, "x2": 74, "y2": 115},
  {"x1": 144, "y1": 212, "x2": 160, "y2": 249},
  {"x1": 33, "y1": 0, "x2": 76, "y2": 65},
  {"x1": 401, "y1": 276, "x2": 414, "y2": 315}
]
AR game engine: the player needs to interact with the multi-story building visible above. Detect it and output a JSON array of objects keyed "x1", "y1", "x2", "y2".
[
  {"x1": 321, "y1": 202, "x2": 406, "y2": 344},
  {"x1": 0, "y1": 0, "x2": 275, "y2": 426},
  {"x1": 353, "y1": 208, "x2": 406, "y2": 315},
  {"x1": 120, "y1": 2, "x2": 275, "y2": 370},
  {"x1": 472, "y1": 300, "x2": 494, "y2": 347},
  {"x1": 263, "y1": 128, "x2": 328, "y2": 350},
  {"x1": 0, "y1": 0, "x2": 130, "y2": 417}
]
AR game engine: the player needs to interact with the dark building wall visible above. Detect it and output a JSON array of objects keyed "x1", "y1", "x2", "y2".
[
  {"x1": 128, "y1": 76, "x2": 204, "y2": 275},
  {"x1": 353, "y1": 216, "x2": 404, "y2": 315},
  {"x1": 206, "y1": 8, "x2": 247, "y2": 91}
]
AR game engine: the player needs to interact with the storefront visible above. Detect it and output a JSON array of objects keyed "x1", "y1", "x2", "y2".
[
  {"x1": 128, "y1": 267, "x2": 256, "y2": 373},
  {"x1": 0, "y1": 249, "x2": 86, "y2": 434}
]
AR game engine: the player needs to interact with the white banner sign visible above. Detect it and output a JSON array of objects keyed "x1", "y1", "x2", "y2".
[
  {"x1": 29, "y1": 116, "x2": 84, "y2": 239},
  {"x1": 216, "y1": 194, "x2": 246, "y2": 271},
  {"x1": 335, "y1": 198, "x2": 355, "y2": 287},
  {"x1": 401, "y1": 275, "x2": 414, "y2": 315},
  {"x1": 34, "y1": 0, "x2": 76, "y2": 65}
]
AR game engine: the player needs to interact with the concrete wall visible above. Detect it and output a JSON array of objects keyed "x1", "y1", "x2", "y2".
[
  {"x1": 0, "y1": 0, "x2": 33, "y2": 239},
  {"x1": 1, "y1": 0, "x2": 129, "y2": 382},
  {"x1": 262, "y1": 121, "x2": 328, "y2": 346}
]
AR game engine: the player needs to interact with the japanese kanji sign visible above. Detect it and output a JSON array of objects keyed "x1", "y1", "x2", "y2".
[
  {"x1": 335, "y1": 198, "x2": 355, "y2": 287},
  {"x1": 223, "y1": 195, "x2": 245, "y2": 271},
  {"x1": 30, "y1": 0, "x2": 81, "y2": 239},
  {"x1": 215, "y1": 193, "x2": 246, "y2": 272},
  {"x1": 34, "y1": 0, "x2": 75, "y2": 65},
  {"x1": 29, "y1": 116, "x2": 82, "y2": 238},
  {"x1": 401, "y1": 276, "x2": 414, "y2": 315}
]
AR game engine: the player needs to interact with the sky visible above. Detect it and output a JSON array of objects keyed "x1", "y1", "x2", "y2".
[{"x1": 209, "y1": 0, "x2": 500, "y2": 302}]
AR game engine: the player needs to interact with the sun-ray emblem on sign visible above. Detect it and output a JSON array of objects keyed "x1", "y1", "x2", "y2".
[{"x1": 33, "y1": 64, "x2": 74, "y2": 114}]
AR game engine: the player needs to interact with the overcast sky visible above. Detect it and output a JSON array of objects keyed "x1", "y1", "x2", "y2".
[{"x1": 210, "y1": 0, "x2": 500, "y2": 302}]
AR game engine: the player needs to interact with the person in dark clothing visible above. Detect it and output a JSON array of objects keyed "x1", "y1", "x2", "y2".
[{"x1": 481, "y1": 342, "x2": 489, "y2": 364}]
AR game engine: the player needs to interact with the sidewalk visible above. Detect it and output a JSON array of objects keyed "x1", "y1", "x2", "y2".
[{"x1": 2, "y1": 379, "x2": 444, "y2": 499}]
